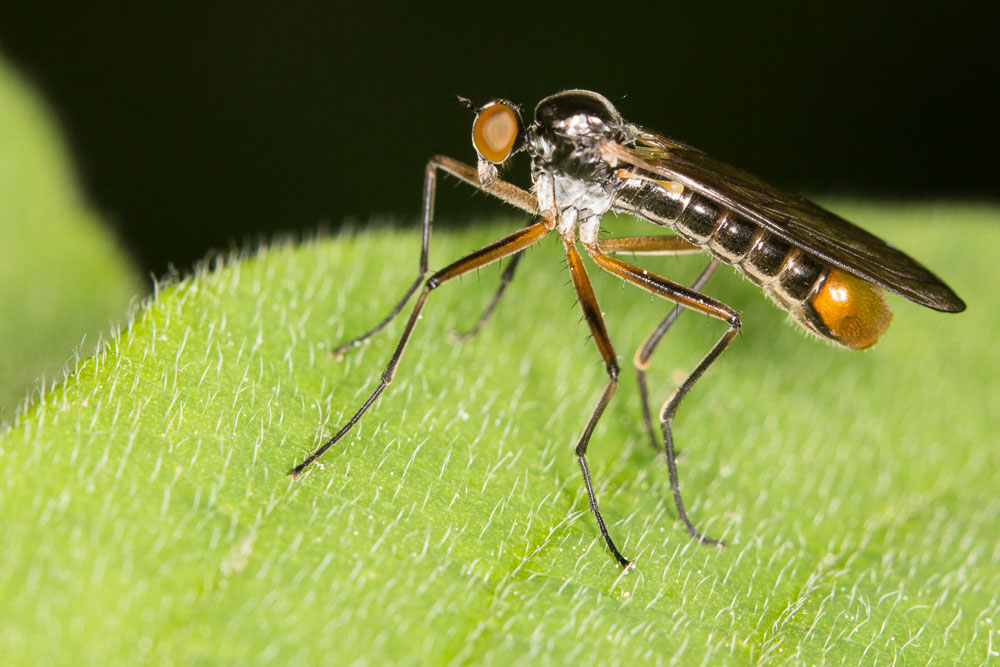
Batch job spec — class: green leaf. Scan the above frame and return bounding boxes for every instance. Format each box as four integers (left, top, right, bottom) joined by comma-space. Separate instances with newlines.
0, 56, 142, 422
2, 203, 997, 664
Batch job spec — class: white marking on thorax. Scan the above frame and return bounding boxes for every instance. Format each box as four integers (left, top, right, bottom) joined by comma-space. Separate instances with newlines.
535, 172, 616, 241
552, 174, 615, 218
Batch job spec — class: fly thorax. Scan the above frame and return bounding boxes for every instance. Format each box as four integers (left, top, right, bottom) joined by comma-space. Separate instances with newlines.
527, 89, 630, 233
528, 129, 622, 233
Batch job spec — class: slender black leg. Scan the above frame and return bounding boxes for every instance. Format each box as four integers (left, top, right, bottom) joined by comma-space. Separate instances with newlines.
448, 233, 701, 345
585, 244, 739, 546
594, 235, 717, 453
332, 155, 539, 359
290, 221, 552, 476
635, 260, 719, 454
447, 248, 524, 343
563, 238, 632, 568
658, 325, 737, 547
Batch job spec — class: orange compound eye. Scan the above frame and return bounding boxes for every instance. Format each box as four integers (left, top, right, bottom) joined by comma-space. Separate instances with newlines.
472, 103, 520, 163
809, 268, 893, 350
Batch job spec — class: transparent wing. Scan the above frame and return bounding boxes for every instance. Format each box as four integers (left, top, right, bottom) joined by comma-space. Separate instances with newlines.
606, 126, 965, 312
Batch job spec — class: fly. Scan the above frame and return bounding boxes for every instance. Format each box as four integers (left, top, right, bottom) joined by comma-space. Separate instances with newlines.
289, 90, 965, 569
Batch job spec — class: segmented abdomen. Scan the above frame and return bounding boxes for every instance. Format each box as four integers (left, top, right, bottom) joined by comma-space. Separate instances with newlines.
613, 178, 834, 341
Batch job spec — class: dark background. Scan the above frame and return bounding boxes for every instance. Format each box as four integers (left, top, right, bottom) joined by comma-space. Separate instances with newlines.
0, 4, 995, 277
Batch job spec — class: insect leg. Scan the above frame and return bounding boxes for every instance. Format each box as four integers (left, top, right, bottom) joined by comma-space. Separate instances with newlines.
634, 260, 718, 453
332, 155, 539, 358
447, 248, 524, 343
585, 244, 739, 546
563, 238, 631, 568
290, 220, 551, 476
449, 188, 703, 344
596, 235, 717, 452
447, 227, 693, 346
598, 235, 701, 255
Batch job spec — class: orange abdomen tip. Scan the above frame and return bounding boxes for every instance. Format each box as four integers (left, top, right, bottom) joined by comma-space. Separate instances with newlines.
810, 269, 893, 349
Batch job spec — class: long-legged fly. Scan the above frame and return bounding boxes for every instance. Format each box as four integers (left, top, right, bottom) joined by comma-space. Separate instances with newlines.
290, 90, 965, 569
